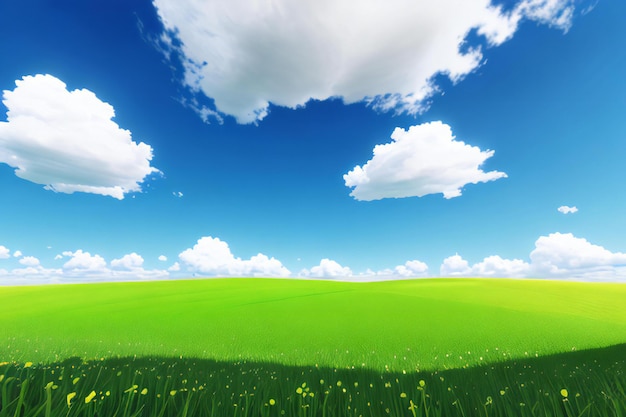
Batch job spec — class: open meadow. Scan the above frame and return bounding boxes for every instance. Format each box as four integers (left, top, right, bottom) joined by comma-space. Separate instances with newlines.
1, 277, 625, 416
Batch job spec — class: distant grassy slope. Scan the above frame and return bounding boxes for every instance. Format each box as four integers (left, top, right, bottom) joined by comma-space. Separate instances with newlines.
1, 278, 625, 371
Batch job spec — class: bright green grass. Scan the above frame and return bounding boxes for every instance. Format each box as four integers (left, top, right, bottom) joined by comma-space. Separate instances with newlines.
1, 278, 625, 372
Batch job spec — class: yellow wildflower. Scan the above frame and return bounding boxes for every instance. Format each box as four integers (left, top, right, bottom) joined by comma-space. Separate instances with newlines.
269, 399, 276, 406
560, 389, 568, 398
141, 388, 148, 395
24, 362, 33, 368
66, 392, 76, 407
85, 390, 97, 403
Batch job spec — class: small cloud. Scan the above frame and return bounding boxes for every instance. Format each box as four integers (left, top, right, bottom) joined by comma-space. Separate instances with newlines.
344, 122, 506, 201
12, 250, 22, 258
158, 255, 168, 262
62, 250, 107, 272
110, 253, 144, 270
440, 254, 472, 277
173, 191, 183, 198
179, 236, 290, 277
0, 246, 9, 259
558, 205, 578, 214
19, 256, 40, 267
300, 259, 352, 278
168, 262, 180, 272
392, 260, 429, 277
440, 253, 529, 278
0, 74, 160, 199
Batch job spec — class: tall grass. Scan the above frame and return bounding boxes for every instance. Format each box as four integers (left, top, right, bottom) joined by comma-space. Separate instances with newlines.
1, 343, 624, 417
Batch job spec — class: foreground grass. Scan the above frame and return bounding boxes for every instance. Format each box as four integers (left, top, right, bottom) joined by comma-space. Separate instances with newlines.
1, 343, 624, 417
1, 278, 626, 372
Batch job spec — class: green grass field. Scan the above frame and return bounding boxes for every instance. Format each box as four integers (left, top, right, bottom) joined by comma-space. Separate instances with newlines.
1, 277, 625, 416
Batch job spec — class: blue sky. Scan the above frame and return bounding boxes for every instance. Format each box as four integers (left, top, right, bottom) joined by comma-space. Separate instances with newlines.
1, 0, 625, 284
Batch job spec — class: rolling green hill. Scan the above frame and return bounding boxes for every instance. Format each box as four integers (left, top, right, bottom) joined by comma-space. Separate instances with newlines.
1, 277, 625, 372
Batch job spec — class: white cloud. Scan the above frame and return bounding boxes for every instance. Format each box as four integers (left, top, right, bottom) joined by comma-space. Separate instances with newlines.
0, 74, 160, 199
558, 205, 578, 214
440, 254, 473, 277
300, 258, 353, 278
344, 122, 507, 200
62, 250, 108, 272
19, 256, 40, 267
13, 250, 22, 257
168, 262, 180, 272
529, 233, 626, 278
152, 0, 577, 123
439, 233, 626, 280
0, 246, 9, 259
158, 255, 168, 262
173, 191, 183, 198
393, 260, 429, 277
440, 254, 530, 277
179, 236, 291, 277
111, 253, 144, 270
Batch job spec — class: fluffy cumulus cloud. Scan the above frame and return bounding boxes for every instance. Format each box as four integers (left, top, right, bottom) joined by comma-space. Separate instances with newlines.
158, 255, 168, 262
344, 122, 506, 200
529, 232, 626, 278
441, 254, 530, 277
179, 236, 291, 277
0, 74, 160, 199
558, 205, 578, 214
110, 253, 145, 270
152, 0, 577, 123
440, 233, 626, 280
0, 245, 9, 259
300, 259, 353, 278
18, 256, 41, 267
369, 260, 430, 279
62, 250, 108, 273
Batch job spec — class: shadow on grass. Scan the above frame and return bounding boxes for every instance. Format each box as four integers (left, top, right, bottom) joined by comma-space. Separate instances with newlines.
1, 343, 624, 417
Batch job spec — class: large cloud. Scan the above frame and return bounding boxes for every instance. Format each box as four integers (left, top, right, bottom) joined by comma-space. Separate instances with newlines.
152, 0, 576, 123
529, 232, 626, 278
0, 74, 160, 199
179, 236, 291, 277
344, 121, 506, 200
440, 233, 626, 280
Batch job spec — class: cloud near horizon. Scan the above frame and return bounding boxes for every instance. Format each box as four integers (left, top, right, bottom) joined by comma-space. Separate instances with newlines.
152, 0, 576, 123
178, 236, 291, 277
2, 232, 626, 284
440, 232, 626, 280
0, 74, 160, 199
344, 122, 507, 200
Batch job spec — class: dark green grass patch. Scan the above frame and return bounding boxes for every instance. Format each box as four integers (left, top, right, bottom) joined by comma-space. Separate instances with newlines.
1, 343, 624, 417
